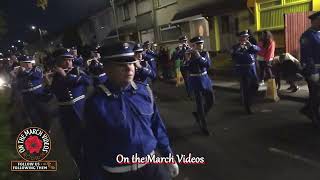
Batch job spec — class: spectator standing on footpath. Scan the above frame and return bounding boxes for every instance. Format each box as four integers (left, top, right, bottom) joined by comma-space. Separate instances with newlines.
159, 47, 172, 80
172, 45, 184, 87
257, 31, 276, 85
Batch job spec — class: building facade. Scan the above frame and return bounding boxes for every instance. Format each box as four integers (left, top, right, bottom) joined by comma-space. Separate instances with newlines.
75, 0, 320, 54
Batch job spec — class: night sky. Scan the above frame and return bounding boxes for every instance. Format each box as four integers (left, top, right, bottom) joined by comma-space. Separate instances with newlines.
0, 0, 108, 49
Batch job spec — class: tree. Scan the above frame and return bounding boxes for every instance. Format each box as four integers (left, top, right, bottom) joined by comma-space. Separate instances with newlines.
62, 27, 83, 48
36, 0, 48, 10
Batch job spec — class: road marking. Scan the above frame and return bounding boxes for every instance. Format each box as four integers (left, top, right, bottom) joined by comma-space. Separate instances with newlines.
269, 147, 320, 168
260, 109, 272, 113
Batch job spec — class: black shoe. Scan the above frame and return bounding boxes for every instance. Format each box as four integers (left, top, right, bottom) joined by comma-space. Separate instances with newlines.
287, 86, 294, 91
245, 105, 253, 115
192, 112, 200, 124
246, 108, 253, 115
202, 128, 211, 136
300, 107, 312, 120
291, 86, 300, 93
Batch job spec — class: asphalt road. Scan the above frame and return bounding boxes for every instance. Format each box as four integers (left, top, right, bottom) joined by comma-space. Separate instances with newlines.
6, 81, 320, 180
156, 82, 320, 180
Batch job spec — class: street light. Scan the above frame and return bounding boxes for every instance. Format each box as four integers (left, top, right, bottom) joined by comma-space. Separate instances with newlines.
11, 45, 15, 48
18, 40, 21, 43
30, 25, 43, 40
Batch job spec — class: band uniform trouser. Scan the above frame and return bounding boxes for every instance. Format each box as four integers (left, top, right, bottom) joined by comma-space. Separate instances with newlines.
180, 66, 191, 97
59, 106, 84, 171
240, 75, 258, 114
22, 93, 51, 131
301, 78, 312, 116
102, 164, 171, 180
194, 88, 214, 130
307, 74, 320, 127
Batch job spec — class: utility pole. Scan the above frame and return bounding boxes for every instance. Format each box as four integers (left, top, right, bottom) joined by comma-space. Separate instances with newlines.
110, 0, 120, 40
152, 0, 159, 42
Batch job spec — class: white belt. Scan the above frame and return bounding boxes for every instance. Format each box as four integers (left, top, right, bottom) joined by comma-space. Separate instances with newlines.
315, 64, 320, 68
189, 71, 207, 77
236, 63, 255, 67
93, 73, 106, 78
102, 151, 155, 173
21, 84, 42, 93
58, 95, 85, 106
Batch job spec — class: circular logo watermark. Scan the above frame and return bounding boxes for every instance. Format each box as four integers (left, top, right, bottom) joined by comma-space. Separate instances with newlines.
16, 127, 51, 161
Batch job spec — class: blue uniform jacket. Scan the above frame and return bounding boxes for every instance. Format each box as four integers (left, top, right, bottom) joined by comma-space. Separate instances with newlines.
300, 27, 320, 75
144, 50, 157, 75
17, 66, 44, 95
177, 45, 190, 71
88, 59, 107, 86
51, 67, 91, 120
84, 80, 173, 169
134, 60, 156, 83
231, 43, 260, 78
186, 51, 212, 92
73, 56, 84, 68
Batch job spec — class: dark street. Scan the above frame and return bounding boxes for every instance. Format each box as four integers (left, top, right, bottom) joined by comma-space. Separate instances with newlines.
15, 81, 320, 180
1, 0, 320, 179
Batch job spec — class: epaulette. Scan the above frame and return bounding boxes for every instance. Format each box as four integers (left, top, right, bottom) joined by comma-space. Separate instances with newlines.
34, 66, 43, 72
98, 84, 112, 96
134, 81, 154, 105
134, 80, 147, 86
98, 81, 140, 97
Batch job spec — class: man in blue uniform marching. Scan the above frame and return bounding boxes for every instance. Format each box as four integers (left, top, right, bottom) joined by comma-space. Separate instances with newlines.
83, 41, 179, 180
71, 46, 85, 68
87, 47, 107, 86
300, 11, 320, 127
143, 41, 157, 76
186, 36, 213, 136
231, 30, 260, 114
51, 48, 91, 178
15, 55, 51, 131
134, 43, 156, 83
177, 36, 192, 97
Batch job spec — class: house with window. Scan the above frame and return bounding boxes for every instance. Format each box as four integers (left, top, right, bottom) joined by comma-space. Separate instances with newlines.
75, 0, 320, 55
170, 0, 249, 52
135, 0, 180, 49
105, 0, 139, 42
170, 0, 319, 54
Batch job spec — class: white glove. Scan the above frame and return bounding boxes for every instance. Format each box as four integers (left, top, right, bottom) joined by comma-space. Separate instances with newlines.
167, 163, 179, 178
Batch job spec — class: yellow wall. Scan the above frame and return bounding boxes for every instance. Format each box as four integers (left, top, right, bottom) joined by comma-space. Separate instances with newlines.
214, 17, 220, 51
208, 17, 221, 52
255, 0, 313, 31
313, 0, 320, 10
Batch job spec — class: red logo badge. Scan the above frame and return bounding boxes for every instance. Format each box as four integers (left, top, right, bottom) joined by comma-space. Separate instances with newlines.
16, 127, 51, 161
